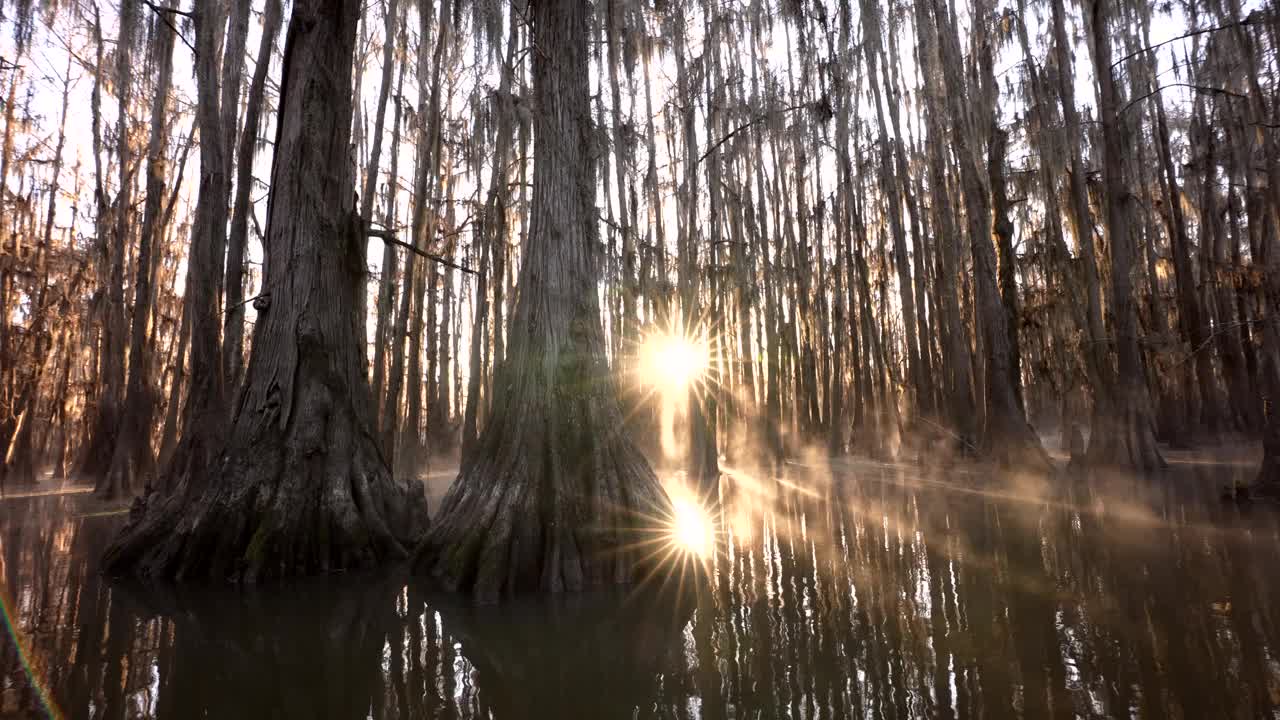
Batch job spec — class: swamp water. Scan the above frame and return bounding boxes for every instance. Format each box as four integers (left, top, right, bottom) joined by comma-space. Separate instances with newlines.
1, 455, 1278, 719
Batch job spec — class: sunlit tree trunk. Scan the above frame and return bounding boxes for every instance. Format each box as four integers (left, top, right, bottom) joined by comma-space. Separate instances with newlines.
99, 1, 179, 498
79, 0, 138, 482
403, 0, 451, 468
152, 0, 231, 497
2, 43, 70, 487
373, 25, 408, 420
1144, 47, 1199, 446
913, 0, 973, 452
1049, 0, 1112, 415
862, 0, 923, 418
672, 6, 718, 487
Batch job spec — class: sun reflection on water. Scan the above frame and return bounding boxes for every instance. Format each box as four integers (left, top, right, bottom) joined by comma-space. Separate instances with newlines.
670, 493, 715, 558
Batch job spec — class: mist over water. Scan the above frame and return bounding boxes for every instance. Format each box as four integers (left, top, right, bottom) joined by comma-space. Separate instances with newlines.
1, 457, 1278, 719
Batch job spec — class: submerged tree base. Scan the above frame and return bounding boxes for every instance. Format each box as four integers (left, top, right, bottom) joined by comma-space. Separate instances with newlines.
1086, 391, 1167, 472
1255, 410, 1280, 492
103, 376, 427, 583
983, 412, 1054, 472
416, 388, 670, 602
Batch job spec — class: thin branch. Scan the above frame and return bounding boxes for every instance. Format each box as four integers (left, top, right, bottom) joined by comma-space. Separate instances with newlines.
141, 0, 197, 56
367, 228, 477, 275
1168, 319, 1263, 370
697, 102, 809, 166
1111, 16, 1261, 71
1120, 82, 1246, 115
140, 0, 193, 17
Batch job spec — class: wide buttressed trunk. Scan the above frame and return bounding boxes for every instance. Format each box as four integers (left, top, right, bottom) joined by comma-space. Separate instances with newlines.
103, 0, 426, 582
416, 0, 670, 601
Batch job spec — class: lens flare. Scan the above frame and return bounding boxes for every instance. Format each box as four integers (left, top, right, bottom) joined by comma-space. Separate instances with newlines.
670, 494, 714, 557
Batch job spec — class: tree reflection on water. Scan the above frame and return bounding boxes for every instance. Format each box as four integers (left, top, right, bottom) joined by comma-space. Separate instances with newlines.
2, 458, 1279, 719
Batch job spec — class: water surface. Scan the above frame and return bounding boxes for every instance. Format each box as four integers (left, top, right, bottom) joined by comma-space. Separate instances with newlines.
1, 456, 1278, 719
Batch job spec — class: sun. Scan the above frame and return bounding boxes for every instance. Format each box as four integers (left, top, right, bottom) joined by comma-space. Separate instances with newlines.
638, 330, 710, 395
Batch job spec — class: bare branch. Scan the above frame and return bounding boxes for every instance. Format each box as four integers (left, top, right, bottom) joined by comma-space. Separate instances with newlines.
141, 1, 197, 56
697, 102, 810, 166
1111, 15, 1263, 71
140, 0, 193, 18
366, 228, 477, 275
1121, 82, 1247, 115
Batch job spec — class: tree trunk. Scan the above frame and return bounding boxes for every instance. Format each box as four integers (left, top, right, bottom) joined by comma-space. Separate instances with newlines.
913, 0, 975, 450
1050, 0, 1111, 404
863, 0, 923, 418
358, 0, 402, 358
79, 0, 138, 482
225, 0, 285, 394
1083, 0, 1165, 471
988, 121, 1026, 416
402, 0, 451, 468
153, 0, 230, 498
930, 0, 1046, 468
372, 26, 408, 420
99, 0, 179, 498
0, 48, 72, 487
462, 10, 520, 465
416, 0, 669, 601
104, 0, 427, 582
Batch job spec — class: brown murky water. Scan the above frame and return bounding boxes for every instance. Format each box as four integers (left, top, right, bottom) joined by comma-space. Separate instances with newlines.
1, 455, 1278, 719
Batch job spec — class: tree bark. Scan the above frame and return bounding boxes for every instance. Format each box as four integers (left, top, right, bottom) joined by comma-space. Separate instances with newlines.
357, 0, 401, 356
416, 0, 669, 601
372, 22, 408, 419
930, 0, 1046, 468
225, 0, 285, 394
462, 9, 520, 465
1050, 0, 1111, 404
79, 0, 138, 483
913, 0, 975, 450
1084, 0, 1166, 471
99, 0, 179, 498
154, 0, 230, 497
104, 0, 427, 582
